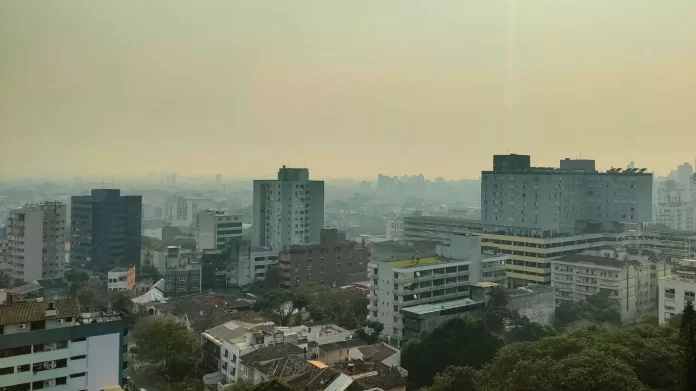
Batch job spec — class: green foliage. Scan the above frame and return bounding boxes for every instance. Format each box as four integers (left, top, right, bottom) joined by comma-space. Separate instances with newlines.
355, 321, 384, 344
110, 291, 133, 313
428, 325, 681, 391
506, 319, 557, 343
159, 378, 205, 391
402, 317, 505, 389
680, 300, 696, 391
133, 317, 198, 378
486, 286, 509, 309
224, 380, 294, 391
305, 286, 369, 329
68, 271, 89, 296
555, 291, 622, 329
252, 289, 308, 326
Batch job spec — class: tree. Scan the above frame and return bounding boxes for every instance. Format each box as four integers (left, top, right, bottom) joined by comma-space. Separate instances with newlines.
555, 291, 622, 329
133, 317, 198, 377
224, 380, 294, 391
680, 300, 696, 391
159, 378, 205, 391
252, 289, 308, 326
111, 291, 133, 314
486, 286, 509, 309
506, 319, 557, 343
422, 366, 481, 391
468, 325, 680, 391
68, 271, 89, 296
402, 318, 505, 389
356, 321, 384, 344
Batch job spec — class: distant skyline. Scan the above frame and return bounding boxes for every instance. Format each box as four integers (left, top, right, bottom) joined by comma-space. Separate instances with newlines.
2, 1, 696, 180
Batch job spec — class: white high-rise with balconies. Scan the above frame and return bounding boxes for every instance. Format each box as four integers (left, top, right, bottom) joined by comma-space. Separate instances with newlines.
252, 167, 324, 251
7, 202, 67, 283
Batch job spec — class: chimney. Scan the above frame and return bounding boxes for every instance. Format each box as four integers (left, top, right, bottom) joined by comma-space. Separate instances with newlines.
45, 301, 57, 317
348, 363, 355, 373
303, 347, 307, 360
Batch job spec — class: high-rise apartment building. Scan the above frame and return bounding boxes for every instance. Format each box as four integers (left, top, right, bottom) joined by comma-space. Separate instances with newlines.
0, 296, 129, 390
252, 166, 324, 251
195, 210, 243, 251
481, 155, 652, 236
70, 189, 142, 274
7, 202, 67, 282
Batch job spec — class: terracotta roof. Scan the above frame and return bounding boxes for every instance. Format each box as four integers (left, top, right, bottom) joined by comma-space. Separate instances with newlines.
241, 343, 305, 367
333, 360, 407, 391
286, 367, 342, 391
0, 298, 81, 326
357, 344, 398, 363
255, 355, 315, 378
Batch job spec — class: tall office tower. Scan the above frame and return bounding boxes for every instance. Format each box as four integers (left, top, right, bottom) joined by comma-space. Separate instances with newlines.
195, 209, 243, 251
71, 189, 142, 274
7, 202, 67, 282
481, 155, 653, 236
252, 166, 325, 251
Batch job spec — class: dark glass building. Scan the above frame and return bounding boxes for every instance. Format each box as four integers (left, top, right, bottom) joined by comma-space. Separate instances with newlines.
70, 189, 142, 274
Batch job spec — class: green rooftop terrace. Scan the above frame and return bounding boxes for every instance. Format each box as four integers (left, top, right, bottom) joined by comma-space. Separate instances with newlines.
389, 257, 440, 268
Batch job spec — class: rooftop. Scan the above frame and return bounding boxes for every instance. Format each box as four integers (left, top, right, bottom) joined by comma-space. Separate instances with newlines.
241, 343, 305, 367
0, 298, 81, 326
9, 283, 43, 295
389, 257, 440, 268
109, 267, 132, 273
555, 254, 641, 269
285, 367, 342, 391
255, 354, 316, 378
401, 298, 482, 316
356, 343, 399, 363
34, 278, 68, 290
318, 338, 368, 352
333, 360, 407, 391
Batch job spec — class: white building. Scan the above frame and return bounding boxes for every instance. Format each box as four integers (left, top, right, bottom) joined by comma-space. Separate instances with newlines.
229, 247, 279, 287
386, 218, 404, 240
656, 203, 696, 231
195, 210, 243, 251
551, 248, 664, 323
367, 249, 506, 341
659, 259, 696, 324
0, 298, 128, 391
7, 202, 67, 282
164, 196, 215, 227
107, 266, 135, 292
252, 166, 325, 251
481, 155, 653, 236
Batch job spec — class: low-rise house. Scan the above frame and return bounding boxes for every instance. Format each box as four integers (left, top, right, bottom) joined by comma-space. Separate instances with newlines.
349, 343, 401, 369
659, 258, 696, 324
316, 339, 369, 365
133, 278, 155, 296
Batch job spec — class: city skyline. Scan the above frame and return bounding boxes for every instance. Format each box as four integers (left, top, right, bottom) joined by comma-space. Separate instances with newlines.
2, 1, 696, 179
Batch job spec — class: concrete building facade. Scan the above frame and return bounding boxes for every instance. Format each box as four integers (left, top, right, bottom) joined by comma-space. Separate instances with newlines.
278, 229, 367, 289
659, 259, 696, 324
386, 218, 404, 240
163, 264, 201, 298
70, 189, 142, 274
195, 210, 243, 251
481, 155, 653, 236
7, 202, 67, 282
107, 266, 136, 292
0, 298, 128, 390
252, 167, 325, 251
551, 250, 659, 322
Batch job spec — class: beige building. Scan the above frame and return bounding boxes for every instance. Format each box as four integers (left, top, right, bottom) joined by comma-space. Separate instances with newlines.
551, 248, 666, 322
7, 202, 66, 282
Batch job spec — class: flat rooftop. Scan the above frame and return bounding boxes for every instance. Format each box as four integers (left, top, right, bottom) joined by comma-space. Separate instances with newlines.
389, 257, 440, 268
401, 298, 482, 315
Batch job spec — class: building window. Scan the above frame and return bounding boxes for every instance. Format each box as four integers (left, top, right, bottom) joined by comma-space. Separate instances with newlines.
71, 337, 86, 343
56, 377, 67, 385
70, 372, 86, 378
0, 366, 14, 375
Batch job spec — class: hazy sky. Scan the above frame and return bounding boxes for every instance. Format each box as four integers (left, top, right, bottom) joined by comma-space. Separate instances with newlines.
1, 1, 695, 180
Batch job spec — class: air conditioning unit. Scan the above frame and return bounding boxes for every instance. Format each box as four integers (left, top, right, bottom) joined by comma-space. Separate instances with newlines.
18, 323, 27, 330
46, 361, 56, 369
56, 319, 65, 324
45, 380, 55, 387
